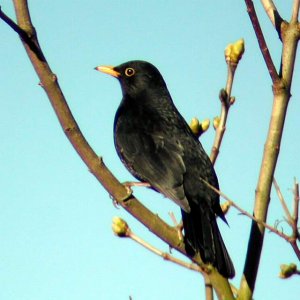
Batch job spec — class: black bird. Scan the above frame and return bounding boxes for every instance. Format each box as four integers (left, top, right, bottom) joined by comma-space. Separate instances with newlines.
95, 60, 235, 278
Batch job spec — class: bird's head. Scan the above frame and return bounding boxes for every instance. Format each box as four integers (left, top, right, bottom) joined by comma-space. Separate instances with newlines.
95, 60, 167, 98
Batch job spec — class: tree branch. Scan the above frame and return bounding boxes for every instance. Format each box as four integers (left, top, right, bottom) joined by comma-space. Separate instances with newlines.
210, 39, 244, 164
112, 217, 204, 273
292, 180, 299, 241
5, 0, 186, 260
201, 178, 300, 259
0, 5, 44, 61
238, 3, 299, 297
291, 0, 300, 23
273, 177, 300, 249
245, 0, 280, 83
260, 0, 282, 28
239, 78, 290, 300
201, 179, 292, 241
273, 177, 293, 226
207, 39, 244, 296
1, 2, 235, 299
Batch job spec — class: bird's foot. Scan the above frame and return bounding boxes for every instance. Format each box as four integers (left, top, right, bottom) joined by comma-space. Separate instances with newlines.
109, 194, 121, 208
115, 184, 133, 203
175, 220, 184, 241
119, 181, 151, 202
112, 199, 120, 208
110, 182, 147, 206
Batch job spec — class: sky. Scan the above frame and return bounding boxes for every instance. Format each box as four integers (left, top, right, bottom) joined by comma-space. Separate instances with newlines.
0, 1, 299, 299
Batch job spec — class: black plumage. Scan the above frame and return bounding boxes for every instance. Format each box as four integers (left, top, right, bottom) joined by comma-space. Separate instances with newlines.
96, 60, 235, 278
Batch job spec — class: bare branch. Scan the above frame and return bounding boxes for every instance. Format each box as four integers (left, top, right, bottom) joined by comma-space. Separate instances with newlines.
245, 0, 280, 83
201, 177, 300, 262
273, 177, 300, 248
210, 90, 230, 165
260, 0, 281, 27
5, 0, 190, 263
210, 38, 244, 164
0, 6, 44, 61
291, 0, 300, 23
291, 243, 300, 260
205, 39, 244, 299
292, 179, 299, 240
130, 228, 204, 273
239, 2, 299, 299
112, 216, 205, 272
200, 178, 292, 242
273, 177, 293, 225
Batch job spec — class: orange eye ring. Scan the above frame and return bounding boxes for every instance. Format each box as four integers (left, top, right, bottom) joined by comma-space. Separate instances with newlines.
125, 68, 135, 77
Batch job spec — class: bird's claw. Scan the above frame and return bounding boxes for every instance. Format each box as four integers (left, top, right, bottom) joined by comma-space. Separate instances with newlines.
118, 181, 151, 202
109, 182, 138, 208
119, 183, 133, 202
175, 221, 184, 241
112, 199, 120, 208
109, 194, 121, 208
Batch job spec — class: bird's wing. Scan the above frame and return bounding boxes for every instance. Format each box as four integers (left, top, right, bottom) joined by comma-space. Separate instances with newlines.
116, 132, 191, 213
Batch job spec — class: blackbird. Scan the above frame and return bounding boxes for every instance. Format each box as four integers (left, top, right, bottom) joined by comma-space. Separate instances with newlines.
95, 60, 235, 278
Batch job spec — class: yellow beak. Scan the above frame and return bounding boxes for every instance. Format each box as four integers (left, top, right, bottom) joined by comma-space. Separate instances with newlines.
94, 65, 120, 78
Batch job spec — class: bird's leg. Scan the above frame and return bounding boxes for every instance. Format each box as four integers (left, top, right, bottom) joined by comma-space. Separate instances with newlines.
118, 181, 151, 202
176, 220, 184, 241
123, 181, 151, 188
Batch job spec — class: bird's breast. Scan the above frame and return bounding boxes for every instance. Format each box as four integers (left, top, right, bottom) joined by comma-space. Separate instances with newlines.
114, 97, 169, 136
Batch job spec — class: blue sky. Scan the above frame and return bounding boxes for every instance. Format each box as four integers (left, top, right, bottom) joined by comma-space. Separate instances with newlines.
0, 1, 299, 299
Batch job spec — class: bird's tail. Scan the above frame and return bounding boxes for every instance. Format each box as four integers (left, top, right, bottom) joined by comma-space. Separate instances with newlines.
182, 202, 235, 278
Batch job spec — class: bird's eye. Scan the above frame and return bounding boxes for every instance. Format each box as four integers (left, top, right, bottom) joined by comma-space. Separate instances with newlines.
125, 68, 135, 77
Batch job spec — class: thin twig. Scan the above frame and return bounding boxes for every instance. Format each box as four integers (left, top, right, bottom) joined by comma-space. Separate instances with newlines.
128, 229, 205, 273
245, 0, 280, 83
112, 216, 205, 272
273, 177, 293, 225
210, 67, 235, 164
273, 178, 300, 260
200, 178, 295, 252
291, 0, 300, 23
291, 243, 300, 260
210, 39, 244, 165
207, 41, 243, 299
293, 179, 299, 240
210, 91, 231, 165
130, 225, 239, 300
0, 6, 44, 61
200, 178, 293, 242
207, 63, 236, 300
260, 0, 280, 27
202, 176, 300, 261
230, 202, 291, 242
273, 177, 300, 255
